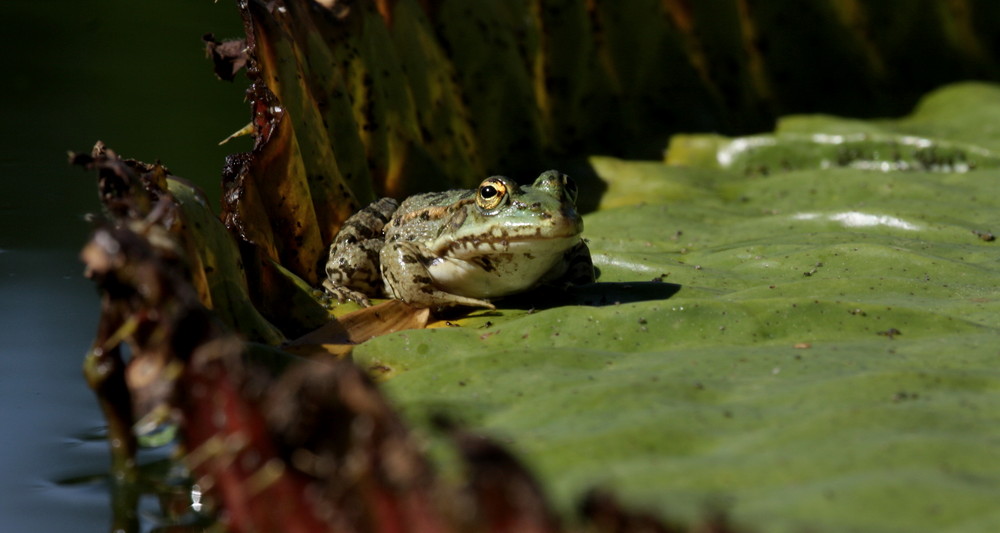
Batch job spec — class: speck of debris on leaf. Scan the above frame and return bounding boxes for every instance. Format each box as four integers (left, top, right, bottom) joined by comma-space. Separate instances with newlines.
973, 229, 995, 242
893, 391, 919, 402
877, 328, 902, 339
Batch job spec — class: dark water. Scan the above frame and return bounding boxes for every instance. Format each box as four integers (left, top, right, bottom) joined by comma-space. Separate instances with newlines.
1, 1, 247, 530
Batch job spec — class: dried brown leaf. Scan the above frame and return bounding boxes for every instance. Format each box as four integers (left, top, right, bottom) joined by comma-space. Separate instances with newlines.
203, 33, 248, 81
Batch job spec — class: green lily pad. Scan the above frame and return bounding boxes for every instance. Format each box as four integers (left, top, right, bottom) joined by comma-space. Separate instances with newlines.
352, 83, 1000, 532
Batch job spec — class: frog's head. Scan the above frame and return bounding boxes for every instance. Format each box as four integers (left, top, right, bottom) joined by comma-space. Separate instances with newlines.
433, 170, 584, 255
425, 170, 585, 298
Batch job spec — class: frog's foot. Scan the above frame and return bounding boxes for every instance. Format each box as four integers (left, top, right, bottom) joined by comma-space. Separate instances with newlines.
376, 278, 496, 309
386, 281, 495, 310
322, 279, 373, 307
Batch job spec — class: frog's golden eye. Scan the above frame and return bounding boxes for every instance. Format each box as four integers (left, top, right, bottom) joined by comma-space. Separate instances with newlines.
476, 178, 508, 211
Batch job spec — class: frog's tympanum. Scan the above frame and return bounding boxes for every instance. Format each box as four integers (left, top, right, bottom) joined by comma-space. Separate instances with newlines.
323, 170, 594, 309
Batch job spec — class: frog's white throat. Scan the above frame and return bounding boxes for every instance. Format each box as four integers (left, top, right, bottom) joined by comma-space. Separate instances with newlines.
426, 235, 580, 299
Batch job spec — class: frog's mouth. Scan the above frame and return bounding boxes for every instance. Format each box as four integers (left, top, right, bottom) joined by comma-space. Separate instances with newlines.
430, 221, 583, 260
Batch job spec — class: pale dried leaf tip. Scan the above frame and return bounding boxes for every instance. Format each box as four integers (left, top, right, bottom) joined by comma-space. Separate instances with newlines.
219, 122, 255, 145
314, 0, 351, 19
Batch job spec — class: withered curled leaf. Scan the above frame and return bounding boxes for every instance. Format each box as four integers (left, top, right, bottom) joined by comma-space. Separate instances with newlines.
203, 33, 249, 82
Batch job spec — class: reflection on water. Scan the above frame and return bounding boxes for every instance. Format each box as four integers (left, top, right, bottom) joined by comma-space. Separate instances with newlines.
1, 0, 246, 530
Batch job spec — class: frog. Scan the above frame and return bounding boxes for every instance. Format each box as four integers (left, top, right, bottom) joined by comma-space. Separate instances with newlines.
322, 170, 594, 309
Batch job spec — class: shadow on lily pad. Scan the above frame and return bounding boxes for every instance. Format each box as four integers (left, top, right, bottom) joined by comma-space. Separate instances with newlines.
500, 281, 683, 310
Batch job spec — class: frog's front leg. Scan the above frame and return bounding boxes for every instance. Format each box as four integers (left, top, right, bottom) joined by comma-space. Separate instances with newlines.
323, 197, 399, 307
380, 241, 495, 310
561, 240, 596, 285
538, 239, 595, 289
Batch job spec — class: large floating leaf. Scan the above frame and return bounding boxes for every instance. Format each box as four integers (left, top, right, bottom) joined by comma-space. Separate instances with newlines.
352, 83, 1000, 532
